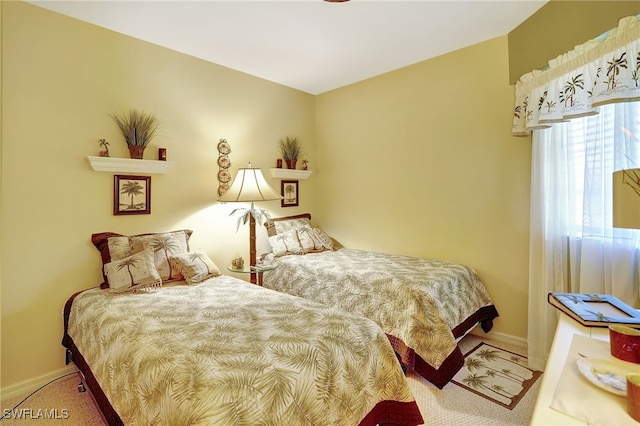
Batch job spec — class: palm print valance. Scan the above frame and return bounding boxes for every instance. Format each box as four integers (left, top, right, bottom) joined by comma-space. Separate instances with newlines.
512, 15, 640, 136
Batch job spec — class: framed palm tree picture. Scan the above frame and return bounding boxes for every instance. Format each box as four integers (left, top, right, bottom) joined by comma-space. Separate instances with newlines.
281, 180, 298, 207
114, 175, 151, 215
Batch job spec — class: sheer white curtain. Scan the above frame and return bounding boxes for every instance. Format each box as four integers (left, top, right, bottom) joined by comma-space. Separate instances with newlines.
528, 101, 640, 370
513, 13, 640, 370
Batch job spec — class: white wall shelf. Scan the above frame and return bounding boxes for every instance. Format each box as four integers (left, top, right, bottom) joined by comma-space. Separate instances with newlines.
269, 168, 313, 180
87, 156, 174, 174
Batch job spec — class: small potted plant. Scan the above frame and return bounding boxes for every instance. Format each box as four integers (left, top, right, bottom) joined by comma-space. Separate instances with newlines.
98, 139, 110, 157
278, 136, 302, 169
110, 109, 160, 159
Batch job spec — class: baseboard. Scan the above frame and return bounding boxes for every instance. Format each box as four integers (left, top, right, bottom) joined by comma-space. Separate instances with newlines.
1, 365, 77, 403
470, 327, 528, 351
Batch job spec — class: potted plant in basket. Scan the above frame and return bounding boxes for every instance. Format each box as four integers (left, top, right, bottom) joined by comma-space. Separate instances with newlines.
110, 109, 160, 159
278, 136, 302, 169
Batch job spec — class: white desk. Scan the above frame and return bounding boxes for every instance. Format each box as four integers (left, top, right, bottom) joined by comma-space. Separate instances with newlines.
530, 314, 609, 425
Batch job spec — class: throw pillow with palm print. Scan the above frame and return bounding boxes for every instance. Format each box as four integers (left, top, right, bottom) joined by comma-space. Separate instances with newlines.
170, 250, 221, 285
130, 231, 190, 282
268, 229, 304, 256
103, 248, 162, 293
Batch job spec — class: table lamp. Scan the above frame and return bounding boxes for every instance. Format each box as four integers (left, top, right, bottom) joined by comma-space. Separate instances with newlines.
218, 163, 282, 283
613, 169, 640, 229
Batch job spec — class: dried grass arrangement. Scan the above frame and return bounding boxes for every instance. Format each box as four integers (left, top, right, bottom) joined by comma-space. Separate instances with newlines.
278, 136, 302, 161
110, 109, 160, 147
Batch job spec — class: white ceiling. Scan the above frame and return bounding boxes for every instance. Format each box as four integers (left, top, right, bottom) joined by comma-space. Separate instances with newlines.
28, 0, 548, 94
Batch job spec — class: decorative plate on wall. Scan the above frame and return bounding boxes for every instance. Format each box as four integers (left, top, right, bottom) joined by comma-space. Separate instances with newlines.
218, 156, 231, 169
217, 140, 231, 155
217, 138, 232, 196
217, 170, 231, 183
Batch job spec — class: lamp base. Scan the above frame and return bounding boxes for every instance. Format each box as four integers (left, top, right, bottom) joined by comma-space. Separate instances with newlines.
249, 213, 257, 284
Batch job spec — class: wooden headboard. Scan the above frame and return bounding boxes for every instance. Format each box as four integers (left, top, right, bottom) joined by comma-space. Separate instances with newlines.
265, 213, 312, 236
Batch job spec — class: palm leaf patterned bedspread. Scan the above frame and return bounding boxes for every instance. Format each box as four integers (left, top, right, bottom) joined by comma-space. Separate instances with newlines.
67, 276, 423, 425
262, 248, 497, 371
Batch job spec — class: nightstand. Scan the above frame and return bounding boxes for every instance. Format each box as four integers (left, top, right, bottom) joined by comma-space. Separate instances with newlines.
227, 264, 277, 286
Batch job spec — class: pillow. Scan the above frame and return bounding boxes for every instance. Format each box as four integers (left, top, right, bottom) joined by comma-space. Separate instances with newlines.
92, 230, 193, 288
102, 236, 132, 261
170, 250, 221, 285
297, 227, 335, 253
265, 213, 312, 237
312, 228, 335, 251
130, 232, 191, 282
103, 248, 162, 293
268, 229, 304, 256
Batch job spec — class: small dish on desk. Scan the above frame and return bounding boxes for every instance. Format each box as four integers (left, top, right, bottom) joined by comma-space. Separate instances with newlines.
577, 358, 630, 396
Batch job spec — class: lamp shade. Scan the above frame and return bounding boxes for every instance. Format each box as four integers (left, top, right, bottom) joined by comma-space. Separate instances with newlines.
218, 166, 282, 203
613, 169, 640, 229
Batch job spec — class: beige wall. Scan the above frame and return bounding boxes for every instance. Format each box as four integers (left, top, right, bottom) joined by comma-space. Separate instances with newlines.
315, 36, 532, 340
508, 0, 640, 84
1, 1, 316, 391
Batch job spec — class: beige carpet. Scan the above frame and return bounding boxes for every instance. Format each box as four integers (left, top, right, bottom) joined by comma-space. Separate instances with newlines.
0, 374, 105, 425
1, 335, 539, 425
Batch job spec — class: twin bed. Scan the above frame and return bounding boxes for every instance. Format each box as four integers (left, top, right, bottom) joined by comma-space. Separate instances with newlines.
62, 219, 498, 424
62, 229, 423, 425
261, 214, 499, 389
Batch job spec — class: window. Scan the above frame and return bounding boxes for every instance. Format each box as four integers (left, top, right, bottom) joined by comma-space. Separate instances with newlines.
544, 101, 640, 242
529, 99, 640, 370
